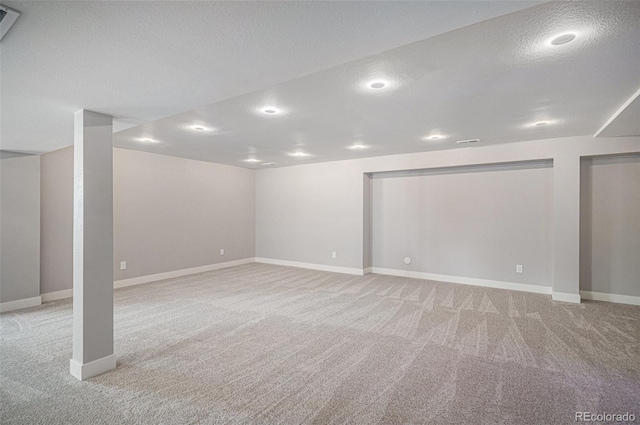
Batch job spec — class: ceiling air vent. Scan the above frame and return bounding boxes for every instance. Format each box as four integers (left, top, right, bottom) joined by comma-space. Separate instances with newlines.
0, 4, 20, 41
456, 139, 480, 145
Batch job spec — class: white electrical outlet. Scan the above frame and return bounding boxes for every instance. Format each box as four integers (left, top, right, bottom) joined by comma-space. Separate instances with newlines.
120, 261, 127, 270
516, 264, 523, 273
220, 249, 225, 256
332, 251, 337, 259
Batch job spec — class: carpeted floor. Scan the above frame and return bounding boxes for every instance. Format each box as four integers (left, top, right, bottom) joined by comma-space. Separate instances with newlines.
1, 263, 639, 424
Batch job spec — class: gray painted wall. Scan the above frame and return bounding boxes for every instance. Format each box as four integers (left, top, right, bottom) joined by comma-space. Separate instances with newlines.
1, 156, 41, 303
580, 154, 640, 297
256, 135, 640, 296
41, 146, 74, 294
23, 135, 640, 299
371, 162, 553, 286
256, 161, 364, 268
113, 148, 255, 280
40, 147, 255, 294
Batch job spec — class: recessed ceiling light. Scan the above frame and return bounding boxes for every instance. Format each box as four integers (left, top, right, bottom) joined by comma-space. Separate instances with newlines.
423, 134, 447, 141
549, 32, 577, 46
261, 107, 280, 114
349, 144, 368, 150
360, 78, 397, 92
138, 138, 158, 143
262, 162, 278, 166
526, 120, 557, 128
288, 151, 309, 157
245, 158, 261, 163
191, 125, 207, 131
368, 80, 387, 89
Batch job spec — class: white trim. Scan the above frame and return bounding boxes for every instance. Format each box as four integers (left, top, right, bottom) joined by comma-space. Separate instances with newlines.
40, 258, 257, 303
551, 292, 581, 304
0, 296, 42, 313
363, 267, 373, 275
371, 267, 552, 295
70, 354, 117, 381
114, 257, 256, 289
594, 86, 640, 137
255, 257, 365, 276
580, 290, 640, 306
41, 289, 73, 303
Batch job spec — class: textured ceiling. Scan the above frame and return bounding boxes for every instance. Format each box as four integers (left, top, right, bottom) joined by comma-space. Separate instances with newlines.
111, 1, 640, 168
1, 0, 541, 154
2, 1, 638, 168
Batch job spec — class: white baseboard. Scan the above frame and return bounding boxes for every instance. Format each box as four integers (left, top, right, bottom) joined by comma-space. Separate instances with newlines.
371, 267, 552, 295
363, 267, 373, 275
0, 296, 42, 313
40, 258, 257, 303
113, 257, 256, 289
551, 292, 581, 304
41, 289, 73, 303
255, 257, 365, 276
70, 354, 117, 381
580, 290, 640, 306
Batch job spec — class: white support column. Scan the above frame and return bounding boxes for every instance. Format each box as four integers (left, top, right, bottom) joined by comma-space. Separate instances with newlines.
70, 110, 116, 380
552, 154, 581, 303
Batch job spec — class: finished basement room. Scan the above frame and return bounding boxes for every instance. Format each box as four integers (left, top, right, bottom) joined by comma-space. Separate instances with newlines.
1, 1, 639, 424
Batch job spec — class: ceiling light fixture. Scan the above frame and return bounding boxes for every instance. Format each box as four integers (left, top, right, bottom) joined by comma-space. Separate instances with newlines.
549, 32, 577, 46
261, 107, 280, 114
526, 120, 558, 128
138, 138, 158, 143
368, 80, 387, 89
361, 77, 397, 93
349, 144, 368, 150
424, 134, 447, 141
289, 151, 309, 157
262, 162, 278, 166
245, 158, 261, 163
191, 125, 207, 131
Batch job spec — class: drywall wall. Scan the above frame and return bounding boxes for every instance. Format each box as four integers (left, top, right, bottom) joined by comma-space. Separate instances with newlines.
41, 146, 74, 294
256, 135, 640, 298
1, 155, 41, 303
113, 148, 255, 280
580, 154, 640, 297
256, 161, 364, 269
40, 147, 255, 294
371, 162, 553, 286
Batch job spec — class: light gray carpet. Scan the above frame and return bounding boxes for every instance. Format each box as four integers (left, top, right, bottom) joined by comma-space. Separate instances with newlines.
1, 263, 639, 424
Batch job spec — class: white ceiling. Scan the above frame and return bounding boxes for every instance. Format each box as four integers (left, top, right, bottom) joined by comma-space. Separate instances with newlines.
1, 0, 540, 154
3, 1, 639, 169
